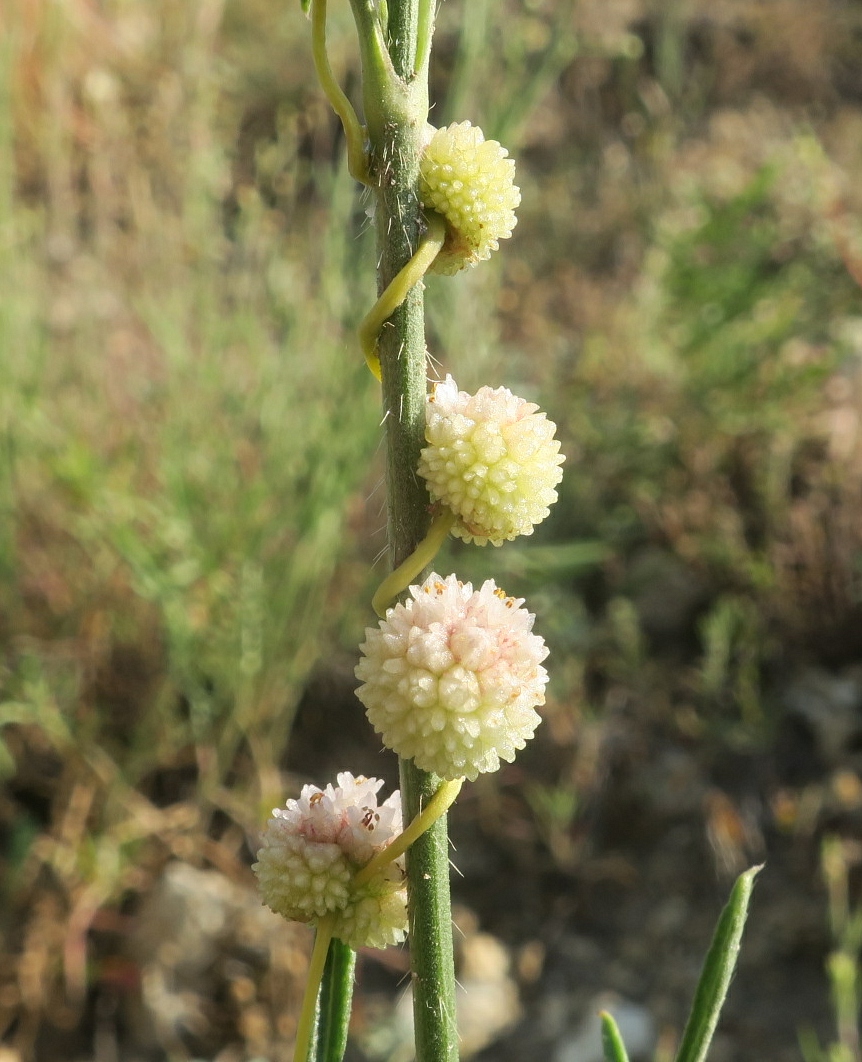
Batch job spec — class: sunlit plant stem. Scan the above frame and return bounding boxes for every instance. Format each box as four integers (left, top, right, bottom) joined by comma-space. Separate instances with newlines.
357, 0, 460, 1056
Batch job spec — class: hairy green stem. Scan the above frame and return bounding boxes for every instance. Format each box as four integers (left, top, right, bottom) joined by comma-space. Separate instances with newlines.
306, 0, 457, 1058
361, 0, 459, 1057
384, 0, 418, 79
399, 763, 459, 1062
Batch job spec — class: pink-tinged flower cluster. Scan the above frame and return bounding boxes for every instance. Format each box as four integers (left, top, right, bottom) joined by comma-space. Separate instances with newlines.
253, 772, 407, 950
419, 121, 520, 275
355, 574, 548, 781
419, 375, 565, 546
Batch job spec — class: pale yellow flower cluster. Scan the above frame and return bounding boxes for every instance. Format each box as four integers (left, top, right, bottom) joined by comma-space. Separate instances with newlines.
420, 121, 521, 274
419, 375, 565, 546
356, 573, 549, 781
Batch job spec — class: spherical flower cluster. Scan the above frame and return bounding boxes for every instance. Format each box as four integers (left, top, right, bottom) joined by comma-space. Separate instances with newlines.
254, 772, 407, 950
355, 573, 548, 781
418, 375, 565, 546
419, 121, 520, 275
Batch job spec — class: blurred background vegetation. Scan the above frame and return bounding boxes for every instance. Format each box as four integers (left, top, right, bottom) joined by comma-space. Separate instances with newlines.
3, 1, 862, 1060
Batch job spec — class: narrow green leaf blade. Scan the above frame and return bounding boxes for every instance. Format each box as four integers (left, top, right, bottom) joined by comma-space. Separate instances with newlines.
600, 1011, 631, 1062
301, 0, 312, 14
674, 864, 762, 1062
313, 937, 356, 1062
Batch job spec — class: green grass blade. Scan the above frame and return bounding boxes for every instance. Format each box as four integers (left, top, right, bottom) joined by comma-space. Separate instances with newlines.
674, 865, 762, 1062
600, 1011, 631, 1062
313, 938, 356, 1062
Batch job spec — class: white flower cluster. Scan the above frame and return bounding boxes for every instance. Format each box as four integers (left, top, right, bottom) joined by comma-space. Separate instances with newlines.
356, 574, 549, 781
255, 111, 561, 957
419, 121, 520, 275
254, 772, 407, 950
419, 375, 565, 546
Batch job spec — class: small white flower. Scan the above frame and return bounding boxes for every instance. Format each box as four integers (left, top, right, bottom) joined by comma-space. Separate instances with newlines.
253, 772, 407, 949
355, 574, 549, 781
419, 121, 520, 274
419, 375, 565, 546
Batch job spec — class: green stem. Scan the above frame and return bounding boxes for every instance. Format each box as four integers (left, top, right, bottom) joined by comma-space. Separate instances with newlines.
358, 1, 457, 1057
346, 0, 393, 82
313, 938, 356, 1062
338, 0, 456, 1056
414, 0, 436, 76
294, 914, 337, 1062
371, 509, 454, 617
399, 762, 459, 1062
384, 0, 418, 78
359, 211, 446, 382
347, 0, 407, 145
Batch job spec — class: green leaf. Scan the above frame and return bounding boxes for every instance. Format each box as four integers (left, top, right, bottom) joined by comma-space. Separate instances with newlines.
674, 865, 762, 1062
600, 1011, 631, 1062
313, 937, 356, 1062
301, 0, 312, 15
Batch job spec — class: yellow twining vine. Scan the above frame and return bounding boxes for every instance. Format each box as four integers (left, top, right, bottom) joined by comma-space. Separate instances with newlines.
358, 211, 447, 383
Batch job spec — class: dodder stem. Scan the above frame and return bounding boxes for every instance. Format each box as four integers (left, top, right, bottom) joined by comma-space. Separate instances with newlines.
354, 778, 463, 888
359, 212, 447, 381
371, 509, 455, 617
310, 0, 371, 185
293, 914, 337, 1062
